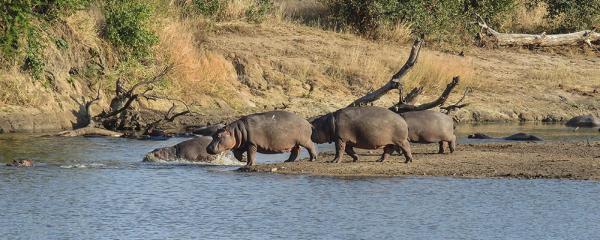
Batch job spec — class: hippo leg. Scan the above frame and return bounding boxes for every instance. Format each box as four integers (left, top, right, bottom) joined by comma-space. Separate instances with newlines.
377, 145, 395, 162
345, 146, 359, 162
285, 145, 300, 162
331, 140, 346, 163
449, 135, 456, 153
398, 140, 413, 163
233, 149, 246, 162
247, 145, 257, 166
300, 141, 318, 162
438, 141, 446, 154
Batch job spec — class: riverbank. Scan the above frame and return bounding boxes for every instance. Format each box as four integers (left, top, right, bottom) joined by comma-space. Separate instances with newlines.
244, 141, 600, 180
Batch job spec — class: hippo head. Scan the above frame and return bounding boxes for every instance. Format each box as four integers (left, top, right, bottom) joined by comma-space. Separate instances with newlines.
143, 147, 177, 162
310, 114, 333, 144
207, 128, 236, 154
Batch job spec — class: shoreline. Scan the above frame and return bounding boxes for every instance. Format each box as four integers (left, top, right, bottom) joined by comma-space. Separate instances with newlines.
243, 141, 600, 180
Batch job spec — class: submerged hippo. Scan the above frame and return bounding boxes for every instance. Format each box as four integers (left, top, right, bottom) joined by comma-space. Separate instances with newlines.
6, 159, 34, 167
468, 132, 543, 141
400, 110, 457, 154
207, 111, 317, 166
143, 136, 243, 165
311, 106, 413, 163
565, 115, 600, 128
190, 124, 226, 136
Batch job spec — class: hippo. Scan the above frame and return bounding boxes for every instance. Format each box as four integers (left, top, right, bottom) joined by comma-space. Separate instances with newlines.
190, 124, 226, 136
143, 136, 244, 165
468, 132, 543, 141
207, 111, 317, 166
6, 159, 34, 167
311, 106, 413, 163
565, 115, 600, 128
400, 110, 456, 154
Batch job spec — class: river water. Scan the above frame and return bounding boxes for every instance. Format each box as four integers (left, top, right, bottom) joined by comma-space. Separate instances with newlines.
1, 123, 599, 239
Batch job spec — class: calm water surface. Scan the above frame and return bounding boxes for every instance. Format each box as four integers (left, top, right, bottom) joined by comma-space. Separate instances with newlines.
1, 123, 599, 239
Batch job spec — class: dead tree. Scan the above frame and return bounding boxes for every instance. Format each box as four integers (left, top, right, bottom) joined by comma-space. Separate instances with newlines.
56, 64, 194, 137
475, 14, 600, 48
350, 39, 470, 114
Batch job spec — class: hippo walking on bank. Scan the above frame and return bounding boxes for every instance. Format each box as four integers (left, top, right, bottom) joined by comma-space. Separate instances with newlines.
400, 110, 457, 154
144, 136, 243, 165
311, 106, 413, 163
207, 111, 317, 166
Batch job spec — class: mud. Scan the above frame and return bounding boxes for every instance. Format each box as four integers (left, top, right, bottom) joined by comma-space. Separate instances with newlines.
245, 141, 600, 180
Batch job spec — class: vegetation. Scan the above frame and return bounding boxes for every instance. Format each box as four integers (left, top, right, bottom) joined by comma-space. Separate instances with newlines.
104, 0, 158, 60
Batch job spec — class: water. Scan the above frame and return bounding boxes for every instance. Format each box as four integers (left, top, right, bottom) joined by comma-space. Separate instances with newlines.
1, 123, 599, 239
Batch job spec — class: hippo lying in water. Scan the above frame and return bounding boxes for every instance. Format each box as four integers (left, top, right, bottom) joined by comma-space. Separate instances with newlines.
400, 110, 456, 154
207, 111, 317, 166
468, 133, 543, 141
6, 159, 34, 167
311, 106, 413, 163
565, 115, 600, 128
143, 136, 244, 165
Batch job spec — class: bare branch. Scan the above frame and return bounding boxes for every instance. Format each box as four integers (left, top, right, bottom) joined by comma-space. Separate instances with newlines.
349, 38, 423, 107
402, 87, 424, 105
391, 76, 461, 113
127, 64, 174, 96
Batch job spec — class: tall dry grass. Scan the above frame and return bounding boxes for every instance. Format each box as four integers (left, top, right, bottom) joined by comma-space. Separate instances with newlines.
0, 69, 44, 107
404, 51, 476, 94
156, 18, 244, 107
503, 1, 550, 33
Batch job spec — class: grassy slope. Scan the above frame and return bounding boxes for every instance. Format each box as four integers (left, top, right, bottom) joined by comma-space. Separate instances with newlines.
0, 9, 599, 132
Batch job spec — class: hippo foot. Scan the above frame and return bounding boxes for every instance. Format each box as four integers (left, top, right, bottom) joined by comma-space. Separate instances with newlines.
284, 159, 295, 163
404, 159, 412, 164
329, 159, 341, 163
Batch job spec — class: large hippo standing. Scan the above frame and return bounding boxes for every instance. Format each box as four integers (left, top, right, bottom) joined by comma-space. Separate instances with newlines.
311, 106, 413, 163
207, 111, 317, 166
565, 115, 600, 128
400, 110, 456, 154
144, 136, 243, 165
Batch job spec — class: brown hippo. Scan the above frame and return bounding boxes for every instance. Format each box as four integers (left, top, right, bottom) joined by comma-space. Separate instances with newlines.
143, 136, 244, 165
190, 124, 226, 136
565, 115, 600, 128
311, 106, 413, 163
207, 111, 317, 166
400, 110, 456, 154
6, 159, 34, 167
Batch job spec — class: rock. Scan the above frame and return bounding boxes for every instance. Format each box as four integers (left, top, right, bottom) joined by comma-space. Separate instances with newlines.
6, 159, 34, 167
565, 115, 600, 128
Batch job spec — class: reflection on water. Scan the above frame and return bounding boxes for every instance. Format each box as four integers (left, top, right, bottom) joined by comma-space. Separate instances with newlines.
1, 123, 599, 239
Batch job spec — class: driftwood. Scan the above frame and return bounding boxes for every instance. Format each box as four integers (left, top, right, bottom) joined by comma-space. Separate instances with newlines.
349, 38, 423, 107
56, 64, 194, 137
348, 37, 470, 114
476, 14, 600, 48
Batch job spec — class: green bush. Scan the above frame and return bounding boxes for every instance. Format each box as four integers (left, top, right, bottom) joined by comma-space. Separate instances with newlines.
543, 0, 600, 31
0, 0, 88, 78
325, 0, 518, 44
193, 0, 225, 17
104, 0, 158, 60
245, 0, 273, 23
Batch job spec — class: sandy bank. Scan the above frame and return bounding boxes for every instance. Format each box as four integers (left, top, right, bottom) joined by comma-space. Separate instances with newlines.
243, 141, 600, 180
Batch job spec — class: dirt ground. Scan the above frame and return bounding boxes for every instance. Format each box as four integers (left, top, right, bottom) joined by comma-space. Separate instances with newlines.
244, 141, 600, 180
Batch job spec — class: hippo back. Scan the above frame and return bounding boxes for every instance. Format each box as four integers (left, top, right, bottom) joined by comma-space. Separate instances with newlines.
565, 115, 600, 128
400, 110, 455, 143
334, 106, 409, 148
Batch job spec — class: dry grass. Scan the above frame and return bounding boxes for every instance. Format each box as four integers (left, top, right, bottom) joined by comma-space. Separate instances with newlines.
503, 1, 550, 33
404, 51, 476, 94
377, 21, 413, 44
156, 17, 244, 108
0, 69, 44, 107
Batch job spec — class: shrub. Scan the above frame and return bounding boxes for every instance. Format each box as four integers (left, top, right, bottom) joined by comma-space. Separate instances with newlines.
193, 0, 226, 17
245, 0, 273, 23
543, 0, 600, 31
104, 0, 158, 59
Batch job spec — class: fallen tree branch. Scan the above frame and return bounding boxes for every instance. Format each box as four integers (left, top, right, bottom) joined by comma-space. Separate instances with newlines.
390, 76, 461, 113
475, 14, 600, 47
349, 38, 423, 107
440, 87, 472, 114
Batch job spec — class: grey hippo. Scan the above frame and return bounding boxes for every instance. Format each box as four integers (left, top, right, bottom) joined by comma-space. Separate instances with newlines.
207, 111, 317, 166
311, 106, 413, 163
468, 132, 543, 141
400, 110, 457, 154
6, 159, 34, 167
143, 136, 243, 165
565, 115, 600, 128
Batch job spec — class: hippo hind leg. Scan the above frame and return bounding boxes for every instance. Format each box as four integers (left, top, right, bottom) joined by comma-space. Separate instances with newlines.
449, 135, 457, 153
377, 145, 395, 162
299, 141, 318, 162
345, 146, 359, 162
397, 140, 413, 163
285, 145, 300, 162
331, 140, 346, 163
438, 141, 445, 154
